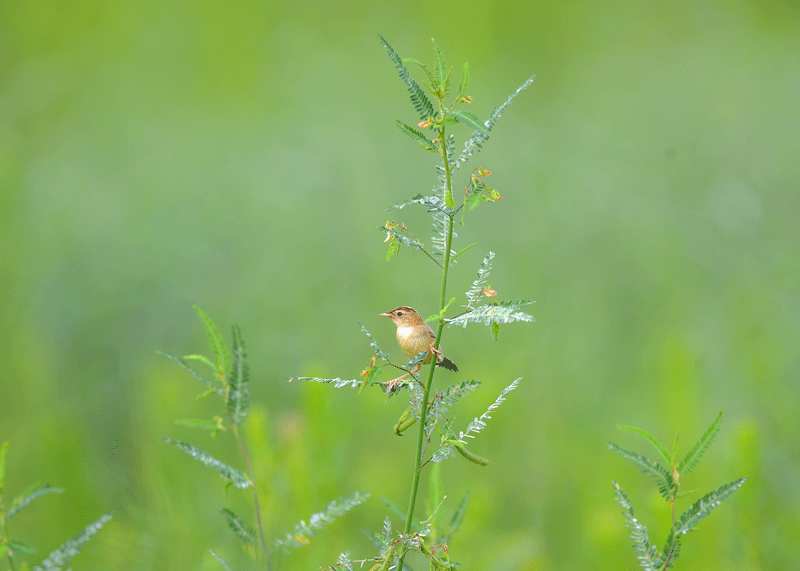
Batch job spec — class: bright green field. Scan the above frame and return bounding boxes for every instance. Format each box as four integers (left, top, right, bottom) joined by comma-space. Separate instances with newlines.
2, 1, 798, 569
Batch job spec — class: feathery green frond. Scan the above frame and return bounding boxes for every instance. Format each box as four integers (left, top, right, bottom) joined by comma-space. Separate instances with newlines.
458, 378, 519, 442
675, 477, 747, 536
454, 76, 535, 169
273, 492, 370, 552
209, 550, 232, 571
465, 252, 494, 309
290, 376, 363, 388
427, 380, 482, 421
395, 120, 436, 150
219, 507, 257, 545
449, 489, 470, 537
608, 443, 675, 500
378, 35, 436, 120
677, 410, 723, 478
158, 351, 225, 395
192, 305, 230, 379
432, 379, 520, 463
386, 193, 457, 216
617, 424, 672, 468
448, 300, 535, 328
227, 325, 249, 426
163, 438, 250, 488
360, 323, 389, 361
7, 484, 64, 520
432, 41, 449, 94
8, 539, 37, 554
34, 513, 112, 571
445, 110, 487, 133
456, 62, 470, 98
377, 225, 426, 253
612, 482, 663, 571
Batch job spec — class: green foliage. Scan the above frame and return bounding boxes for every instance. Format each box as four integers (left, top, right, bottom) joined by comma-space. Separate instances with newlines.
430, 379, 520, 463
0, 442, 110, 570
610, 411, 746, 569
7, 485, 64, 520
677, 409, 723, 478
157, 350, 225, 395
273, 493, 370, 553
193, 305, 232, 381
163, 309, 369, 568
454, 76, 535, 169
378, 35, 435, 121
227, 325, 250, 426
219, 507, 258, 546
34, 514, 113, 571
448, 299, 536, 329
291, 36, 533, 570
163, 438, 251, 489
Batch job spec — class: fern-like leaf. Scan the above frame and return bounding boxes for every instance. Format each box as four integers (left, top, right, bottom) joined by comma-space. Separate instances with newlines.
386, 192, 457, 217
447, 489, 470, 539
360, 323, 389, 361
432, 40, 449, 94
209, 550, 232, 571
34, 513, 112, 571
617, 424, 672, 468
454, 76, 534, 169
457, 62, 470, 98
677, 410, 723, 478
193, 305, 231, 379
431, 379, 520, 463
377, 225, 426, 253
227, 325, 249, 426
273, 492, 370, 552
428, 380, 482, 418
219, 506, 257, 545
290, 376, 363, 388
447, 300, 535, 328
465, 252, 494, 309
612, 482, 663, 571
378, 35, 436, 120
395, 120, 436, 150
674, 477, 747, 536
7, 484, 64, 520
445, 109, 487, 133
158, 351, 225, 395
163, 438, 250, 488
608, 443, 675, 500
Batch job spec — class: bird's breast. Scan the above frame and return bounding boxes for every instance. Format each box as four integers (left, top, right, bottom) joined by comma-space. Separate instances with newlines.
396, 325, 431, 357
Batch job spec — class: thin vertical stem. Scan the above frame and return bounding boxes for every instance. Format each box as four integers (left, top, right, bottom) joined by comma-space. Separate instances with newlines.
229, 415, 271, 570
398, 125, 455, 571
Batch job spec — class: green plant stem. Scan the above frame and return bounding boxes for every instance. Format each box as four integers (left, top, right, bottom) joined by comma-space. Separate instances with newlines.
398, 125, 455, 571
229, 417, 270, 570
661, 493, 678, 571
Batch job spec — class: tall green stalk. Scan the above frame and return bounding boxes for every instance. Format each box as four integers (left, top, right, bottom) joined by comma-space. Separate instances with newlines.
399, 125, 455, 570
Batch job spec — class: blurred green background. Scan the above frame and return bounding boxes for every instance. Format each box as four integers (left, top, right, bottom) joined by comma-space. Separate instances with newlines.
2, 0, 798, 569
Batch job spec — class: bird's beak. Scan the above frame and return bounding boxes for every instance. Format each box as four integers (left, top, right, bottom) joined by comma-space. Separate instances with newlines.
379, 312, 391, 318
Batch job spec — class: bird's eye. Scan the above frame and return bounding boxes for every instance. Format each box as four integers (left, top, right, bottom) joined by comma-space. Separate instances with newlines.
396, 311, 403, 316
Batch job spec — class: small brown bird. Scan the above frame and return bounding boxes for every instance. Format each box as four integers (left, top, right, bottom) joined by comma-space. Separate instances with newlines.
380, 306, 458, 386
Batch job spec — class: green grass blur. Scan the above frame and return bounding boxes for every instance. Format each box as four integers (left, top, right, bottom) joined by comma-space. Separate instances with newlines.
1, 0, 798, 569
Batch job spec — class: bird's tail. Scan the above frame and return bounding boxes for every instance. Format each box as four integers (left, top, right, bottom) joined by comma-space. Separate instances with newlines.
436, 356, 459, 372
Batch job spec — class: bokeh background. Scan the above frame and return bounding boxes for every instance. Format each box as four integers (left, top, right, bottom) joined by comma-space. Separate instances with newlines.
2, 0, 798, 569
